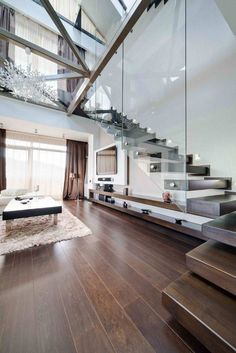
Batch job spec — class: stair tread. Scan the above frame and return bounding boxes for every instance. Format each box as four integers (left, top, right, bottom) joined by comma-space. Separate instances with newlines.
188, 194, 236, 203
187, 165, 210, 176
162, 272, 236, 353
187, 195, 236, 218
203, 212, 236, 247
186, 240, 236, 294
165, 178, 231, 191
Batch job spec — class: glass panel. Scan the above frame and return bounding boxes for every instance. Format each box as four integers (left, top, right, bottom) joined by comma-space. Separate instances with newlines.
186, 0, 236, 208
122, 0, 186, 212
85, 45, 123, 131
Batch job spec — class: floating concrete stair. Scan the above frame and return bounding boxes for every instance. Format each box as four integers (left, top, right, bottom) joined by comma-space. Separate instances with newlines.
164, 177, 232, 191
133, 151, 184, 163
166, 163, 210, 174
162, 272, 236, 353
187, 194, 236, 218
202, 211, 236, 247
186, 240, 236, 295
186, 165, 210, 176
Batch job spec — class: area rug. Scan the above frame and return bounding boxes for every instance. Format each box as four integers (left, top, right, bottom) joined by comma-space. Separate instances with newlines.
0, 207, 92, 255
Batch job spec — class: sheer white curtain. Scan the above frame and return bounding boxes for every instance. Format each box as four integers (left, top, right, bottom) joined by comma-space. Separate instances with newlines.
49, 0, 80, 23
13, 13, 58, 91
6, 148, 29, 190
32, 148, 66, 198
6, 132, 66, 199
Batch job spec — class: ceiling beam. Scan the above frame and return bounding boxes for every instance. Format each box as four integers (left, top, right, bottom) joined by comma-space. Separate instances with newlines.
67, 0, 150, 116
0, 28, 89, 76
40, 72, 83, 81
40, 0, 90, 74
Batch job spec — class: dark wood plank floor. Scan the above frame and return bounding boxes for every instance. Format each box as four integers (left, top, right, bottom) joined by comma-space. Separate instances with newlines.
0, 200, 210, 353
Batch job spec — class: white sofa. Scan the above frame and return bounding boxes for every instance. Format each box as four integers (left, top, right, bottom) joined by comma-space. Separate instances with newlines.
0, 189, 28, 214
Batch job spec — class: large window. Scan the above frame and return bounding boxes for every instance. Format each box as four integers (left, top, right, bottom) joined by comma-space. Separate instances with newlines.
6, 132, 66, 199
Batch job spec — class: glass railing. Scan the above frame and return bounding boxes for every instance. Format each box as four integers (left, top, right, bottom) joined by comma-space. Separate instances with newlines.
0, 0, 138, 107
84, 0, 187, 212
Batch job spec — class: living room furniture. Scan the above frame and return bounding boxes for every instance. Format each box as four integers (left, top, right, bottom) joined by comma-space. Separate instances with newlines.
2, 196, 62, 232
0, 188, 28, 214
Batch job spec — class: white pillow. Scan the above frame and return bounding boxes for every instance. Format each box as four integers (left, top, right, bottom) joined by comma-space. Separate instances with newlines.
1, 188, 28, 197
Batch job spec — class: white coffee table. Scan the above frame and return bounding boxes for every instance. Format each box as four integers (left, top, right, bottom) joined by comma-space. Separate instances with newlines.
3, 197, 62, 232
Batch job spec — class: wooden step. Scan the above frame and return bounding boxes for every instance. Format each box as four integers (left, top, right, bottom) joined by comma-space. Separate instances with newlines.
187, 194, 236, 218
186, 240, 236, 295
186, 165, 210, 176
162, 272, 236, 353
203, 212, 236, 247
166, 163, 210, 174
164, 177, 232, 191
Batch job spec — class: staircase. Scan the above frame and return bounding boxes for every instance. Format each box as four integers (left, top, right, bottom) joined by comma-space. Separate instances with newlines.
162, 212, 236, 353
87, 107, 234, 218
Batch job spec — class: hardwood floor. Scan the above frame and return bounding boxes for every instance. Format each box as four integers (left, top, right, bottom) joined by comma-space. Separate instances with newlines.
0, 200, 210, 353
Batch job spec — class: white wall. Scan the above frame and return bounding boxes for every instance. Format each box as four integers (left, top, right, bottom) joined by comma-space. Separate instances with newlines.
95, 128, 127, 186
93, 0, 236, 204
186, 0, 236, 192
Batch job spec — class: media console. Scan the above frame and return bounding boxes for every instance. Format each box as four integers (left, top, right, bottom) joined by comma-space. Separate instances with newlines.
89, 189, 207, 240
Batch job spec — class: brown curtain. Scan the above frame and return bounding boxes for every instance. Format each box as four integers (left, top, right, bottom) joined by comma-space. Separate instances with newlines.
0, 128, 6, 191
57, 36, 85, 105
63, 140, 88, 200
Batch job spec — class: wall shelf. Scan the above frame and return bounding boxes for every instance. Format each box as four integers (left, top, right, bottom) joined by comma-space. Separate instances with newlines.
89, 189, 182, 211
89, 189, 207, 240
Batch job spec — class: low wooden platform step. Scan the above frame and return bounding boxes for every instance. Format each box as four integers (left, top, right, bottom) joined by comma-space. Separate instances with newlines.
162, 272, 236, 353
187, 194, 236, 218
186, 240, 236, 295
203, 211, 236, 247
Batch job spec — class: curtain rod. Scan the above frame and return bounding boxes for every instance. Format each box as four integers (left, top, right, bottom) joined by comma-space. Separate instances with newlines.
5, 128, 66, 142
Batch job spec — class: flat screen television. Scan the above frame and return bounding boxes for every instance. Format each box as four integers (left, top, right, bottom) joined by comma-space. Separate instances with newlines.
96, 145, 117, 175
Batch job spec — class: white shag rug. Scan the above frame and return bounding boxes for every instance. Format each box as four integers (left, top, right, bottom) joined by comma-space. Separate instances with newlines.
0, 207, 92, 255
